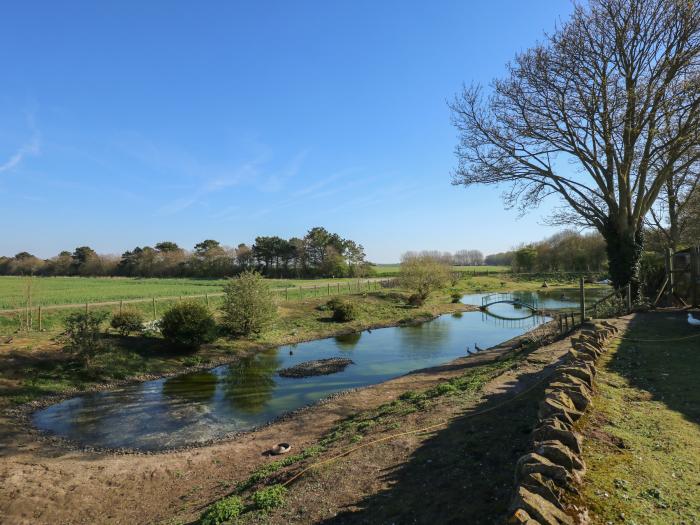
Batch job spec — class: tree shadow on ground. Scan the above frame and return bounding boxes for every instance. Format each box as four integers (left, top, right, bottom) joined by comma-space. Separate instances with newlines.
318, 359, 565, 525
607, 311, 700, 427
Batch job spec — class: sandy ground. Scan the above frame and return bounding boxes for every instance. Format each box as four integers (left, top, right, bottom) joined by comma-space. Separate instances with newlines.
0, 320, 627, 525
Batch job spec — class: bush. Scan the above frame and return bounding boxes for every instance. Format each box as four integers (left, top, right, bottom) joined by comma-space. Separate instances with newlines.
329, 299, 358, 322
252, 484, 287, 512
221, 271, 277, 337
62, 311, 109, 365
110, 309, 144, 336
399, 254, 451, 305
160, 301, 217, 349
199, 495, 244, 525
407, 293, 424, 307
450, 291, 462, 303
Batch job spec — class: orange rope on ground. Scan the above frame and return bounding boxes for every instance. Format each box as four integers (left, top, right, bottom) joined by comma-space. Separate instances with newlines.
281, 370, 553, 488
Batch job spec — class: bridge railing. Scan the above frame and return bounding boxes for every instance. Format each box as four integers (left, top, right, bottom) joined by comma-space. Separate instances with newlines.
481, 292, 514, 306
481, 292, 539, 310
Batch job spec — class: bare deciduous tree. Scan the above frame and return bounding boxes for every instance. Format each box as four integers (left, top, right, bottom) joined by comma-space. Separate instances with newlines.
451, 0, 700, 289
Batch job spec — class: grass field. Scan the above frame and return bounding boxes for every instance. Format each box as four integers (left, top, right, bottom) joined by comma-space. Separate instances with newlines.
372, 264, 509, 275
0, 276, 386, 310
575, 312, 700, 524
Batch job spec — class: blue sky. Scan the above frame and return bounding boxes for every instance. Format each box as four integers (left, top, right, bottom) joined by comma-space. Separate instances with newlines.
0, 1, 576, 262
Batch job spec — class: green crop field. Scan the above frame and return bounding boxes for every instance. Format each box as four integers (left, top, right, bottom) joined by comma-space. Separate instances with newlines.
371, 264, 510, 275
0, 275, 386, 310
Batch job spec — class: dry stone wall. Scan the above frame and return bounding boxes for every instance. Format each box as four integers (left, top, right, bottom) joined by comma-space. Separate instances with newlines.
507, 320, 619, 525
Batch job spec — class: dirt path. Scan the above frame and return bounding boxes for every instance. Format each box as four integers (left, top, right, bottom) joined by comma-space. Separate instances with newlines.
0, 323, 607, 525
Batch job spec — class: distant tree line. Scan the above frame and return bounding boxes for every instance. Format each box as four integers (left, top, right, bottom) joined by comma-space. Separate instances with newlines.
401, 249, 485, 266
0, 227, 372, 279
484, 231, 608, 273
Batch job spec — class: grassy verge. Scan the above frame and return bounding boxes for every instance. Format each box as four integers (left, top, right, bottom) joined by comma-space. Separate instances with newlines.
574, 312, 700, 524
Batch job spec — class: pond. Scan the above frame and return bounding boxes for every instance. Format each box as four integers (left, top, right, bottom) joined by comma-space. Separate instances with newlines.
32, 289, 603, 451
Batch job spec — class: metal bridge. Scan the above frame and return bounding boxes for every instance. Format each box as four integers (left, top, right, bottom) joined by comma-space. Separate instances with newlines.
480, 292, 539, 312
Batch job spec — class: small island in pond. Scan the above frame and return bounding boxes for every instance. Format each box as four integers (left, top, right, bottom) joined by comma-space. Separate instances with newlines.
278, 358, 354, 378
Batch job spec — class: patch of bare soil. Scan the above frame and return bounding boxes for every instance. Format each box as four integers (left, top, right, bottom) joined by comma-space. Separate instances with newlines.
0, 323, 613, 525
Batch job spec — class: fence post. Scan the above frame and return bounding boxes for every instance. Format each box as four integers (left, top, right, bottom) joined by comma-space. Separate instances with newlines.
152, 297, 157, 320
38, 306, 42, 331
286, 286, 289, 301
337, 283, 340, 294
119, 300, 123, 314
327, 283, 330, 296
691, 246, 699, 307
300, 286, 303, 300
558, 315, 563, 334
85, 302, 89, 314
579, 277, 586, 322
205, 293, 209, 307
665, 248, 675, 297
626, 283, 632, 312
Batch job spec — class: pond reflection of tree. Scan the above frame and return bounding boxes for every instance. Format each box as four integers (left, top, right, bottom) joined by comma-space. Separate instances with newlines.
222, 350, 280, 414
162, 371, 218, 403
335, 332, 362, 350
396, 319, 449, 358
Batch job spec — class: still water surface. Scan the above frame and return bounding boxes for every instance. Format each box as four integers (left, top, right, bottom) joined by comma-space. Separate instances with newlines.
32, 290, 599, 450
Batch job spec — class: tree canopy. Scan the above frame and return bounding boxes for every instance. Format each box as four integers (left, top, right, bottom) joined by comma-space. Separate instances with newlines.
451, 0, 700, 288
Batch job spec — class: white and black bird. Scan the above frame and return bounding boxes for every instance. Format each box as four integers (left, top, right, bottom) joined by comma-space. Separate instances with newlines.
688, 313, 700, 327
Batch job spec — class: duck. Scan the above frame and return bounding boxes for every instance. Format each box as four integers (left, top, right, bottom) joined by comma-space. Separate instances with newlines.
289, 349, 294, 355
688, 313, 700, 326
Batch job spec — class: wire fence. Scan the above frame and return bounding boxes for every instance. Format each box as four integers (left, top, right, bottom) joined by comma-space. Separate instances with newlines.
3, 278, 398, 332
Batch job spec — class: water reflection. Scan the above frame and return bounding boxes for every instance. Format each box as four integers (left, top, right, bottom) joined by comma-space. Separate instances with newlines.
223, 351, 279, 414
335, 332, 362, 350
163, 371, 217, 403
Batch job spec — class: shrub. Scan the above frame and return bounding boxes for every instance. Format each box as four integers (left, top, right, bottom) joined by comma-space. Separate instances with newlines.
252, 484, 287, 512
220, 271, 277, 337
110, 309, 144, 336
160, 301, 217, 349
450, 291, 462, 303
407, 293, 424, 307
399, 254, 450, 305
62, 311, 109, 365
329, 299, 358, 322
199, 495, 244, 525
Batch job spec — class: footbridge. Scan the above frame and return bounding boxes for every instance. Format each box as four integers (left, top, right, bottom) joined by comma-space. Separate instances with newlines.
480, 292, 539, 312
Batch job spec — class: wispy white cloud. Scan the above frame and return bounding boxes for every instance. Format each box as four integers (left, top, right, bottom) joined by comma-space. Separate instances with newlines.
0, 116, 41, 173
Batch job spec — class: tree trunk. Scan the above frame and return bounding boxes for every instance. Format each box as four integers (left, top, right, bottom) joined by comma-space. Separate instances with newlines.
601, 219, 644, 293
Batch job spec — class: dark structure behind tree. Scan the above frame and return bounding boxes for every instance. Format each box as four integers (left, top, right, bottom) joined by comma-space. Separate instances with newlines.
451, 0, 700, 293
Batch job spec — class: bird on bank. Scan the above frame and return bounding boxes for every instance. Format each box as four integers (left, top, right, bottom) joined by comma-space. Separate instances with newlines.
474, 343, 483, 352
688, 313, 700, 326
